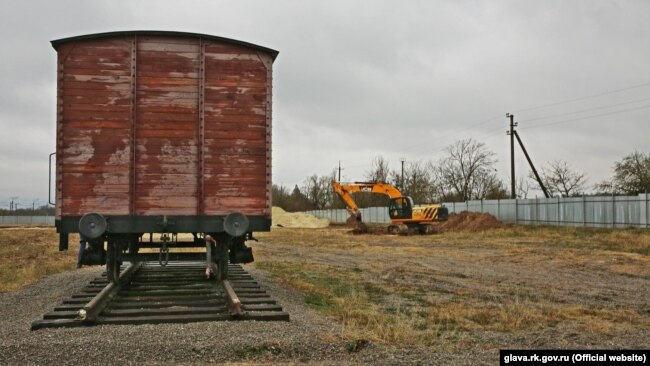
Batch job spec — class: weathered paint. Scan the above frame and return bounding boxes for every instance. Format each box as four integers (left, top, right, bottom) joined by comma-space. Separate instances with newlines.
54, 32, 275, 219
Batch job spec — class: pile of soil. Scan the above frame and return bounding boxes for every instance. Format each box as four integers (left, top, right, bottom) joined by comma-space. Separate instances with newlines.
437, 211, 507, 232
271, 207, 330, 228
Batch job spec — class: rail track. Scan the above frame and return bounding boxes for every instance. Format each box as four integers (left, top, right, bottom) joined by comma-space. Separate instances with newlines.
31, 262, 289, 330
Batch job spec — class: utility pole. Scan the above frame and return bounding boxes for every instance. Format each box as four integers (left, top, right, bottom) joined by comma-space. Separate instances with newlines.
399, 158, 406, 189
513, 130, 551, 198
337, 161, 342, 182
506, 114, 517, 198
505, 115, 550, 199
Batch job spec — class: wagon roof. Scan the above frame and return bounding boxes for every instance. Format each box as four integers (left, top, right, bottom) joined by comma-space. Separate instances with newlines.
51, 30, 279, 61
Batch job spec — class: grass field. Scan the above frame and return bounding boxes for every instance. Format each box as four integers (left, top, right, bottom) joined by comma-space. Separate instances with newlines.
0, 227, 78, 292
252, 225, 650, 349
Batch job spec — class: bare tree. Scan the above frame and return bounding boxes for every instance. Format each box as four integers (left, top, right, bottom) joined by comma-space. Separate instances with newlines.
477, 174, 509, 199
271, 184, 290, 210
302, 174, 333, 209
534, 160, 587, 197
436, 139, 503, 201
516, 176, 531, 199
273, 184, 309, 211
365, 156, 391, 183
596, 151, 650, 194
397, 161, 440, 204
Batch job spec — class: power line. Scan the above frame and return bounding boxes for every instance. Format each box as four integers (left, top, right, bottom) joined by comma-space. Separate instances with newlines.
519, 96, 650, 123
376, 82, 650, 159
464, 125, 507, 141
520, 104, 650, 130
340, 113, 504, 169
340, 81, 650, 173
344, 121, 509, 173
514, 81, 650, 114
396, 114, 503, 154
382, 81, 650, 160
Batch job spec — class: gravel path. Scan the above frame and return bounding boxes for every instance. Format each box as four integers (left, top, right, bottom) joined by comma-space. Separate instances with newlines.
0, 265, 486, 365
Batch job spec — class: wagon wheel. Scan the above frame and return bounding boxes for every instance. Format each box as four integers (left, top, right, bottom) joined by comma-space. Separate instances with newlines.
106, 243, 120, 283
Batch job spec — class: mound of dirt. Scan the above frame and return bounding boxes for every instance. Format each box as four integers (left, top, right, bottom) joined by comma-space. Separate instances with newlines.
272, 207, 330, 228
437, 211, 507, 232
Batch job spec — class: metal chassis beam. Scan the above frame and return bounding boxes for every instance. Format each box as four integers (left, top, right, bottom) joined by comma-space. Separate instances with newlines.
119, 253, 210, 262
56, 215, 271, 234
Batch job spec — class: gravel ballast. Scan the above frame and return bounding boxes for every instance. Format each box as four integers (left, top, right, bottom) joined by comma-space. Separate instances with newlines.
0, 265, 483, 366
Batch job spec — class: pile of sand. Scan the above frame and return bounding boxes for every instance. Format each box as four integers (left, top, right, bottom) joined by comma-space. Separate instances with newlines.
437, 211, 507, 232
271, 207, 330, 228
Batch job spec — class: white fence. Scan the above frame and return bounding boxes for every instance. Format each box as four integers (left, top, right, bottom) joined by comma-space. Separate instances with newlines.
0, 216, 55, 226
305, 193, 650, 228
306, 207, 392, 224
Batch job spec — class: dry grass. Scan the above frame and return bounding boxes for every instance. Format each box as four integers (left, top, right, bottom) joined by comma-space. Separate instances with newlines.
0, 227, 79, 292
0, 230, 211, 292
254, 225, 650, 349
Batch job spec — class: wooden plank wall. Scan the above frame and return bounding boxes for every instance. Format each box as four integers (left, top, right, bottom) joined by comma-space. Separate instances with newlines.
203, 42, 270, 215
57, 35, 272, 218
59, 38, 133, 216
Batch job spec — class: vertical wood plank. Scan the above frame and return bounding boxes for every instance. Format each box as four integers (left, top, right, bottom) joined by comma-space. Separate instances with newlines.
258, 52, 273, 217
198, 38, 205, 215
130, 35, 138, 215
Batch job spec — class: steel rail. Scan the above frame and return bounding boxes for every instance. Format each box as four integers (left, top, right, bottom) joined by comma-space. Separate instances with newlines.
78, 262, 142, 322
32, 262, 288, 330
222, 280, 243, 316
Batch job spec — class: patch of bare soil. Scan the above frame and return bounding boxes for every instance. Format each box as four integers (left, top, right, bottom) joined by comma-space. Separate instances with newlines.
436, 211, 508, 232
349, 210, 507, 235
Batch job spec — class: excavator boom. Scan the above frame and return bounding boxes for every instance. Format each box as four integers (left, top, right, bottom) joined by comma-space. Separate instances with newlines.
332, 181, 402, 212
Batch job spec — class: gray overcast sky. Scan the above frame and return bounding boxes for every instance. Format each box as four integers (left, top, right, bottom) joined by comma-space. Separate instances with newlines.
1, 0, 649, 207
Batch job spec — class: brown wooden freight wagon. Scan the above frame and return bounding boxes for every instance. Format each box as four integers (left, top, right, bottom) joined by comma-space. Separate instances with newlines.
50, 31, 277, 281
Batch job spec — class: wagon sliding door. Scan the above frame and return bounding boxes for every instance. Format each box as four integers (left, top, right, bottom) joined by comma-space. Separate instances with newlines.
134, 36, 200, 215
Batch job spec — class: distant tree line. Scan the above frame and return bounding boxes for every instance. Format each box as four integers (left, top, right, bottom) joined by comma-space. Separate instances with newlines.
273, 138, 649, 212
0, 205, 55, 216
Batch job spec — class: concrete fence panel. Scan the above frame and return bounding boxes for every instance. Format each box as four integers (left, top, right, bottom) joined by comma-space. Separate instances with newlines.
0, 216, 55, 226
444, 194, 647, 228
303, 193, 649, 228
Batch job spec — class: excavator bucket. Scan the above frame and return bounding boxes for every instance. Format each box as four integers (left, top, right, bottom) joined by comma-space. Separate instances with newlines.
346, 212, 368, 234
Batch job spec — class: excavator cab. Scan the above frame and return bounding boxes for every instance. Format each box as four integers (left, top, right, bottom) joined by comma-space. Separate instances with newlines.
388, 196, 413, 220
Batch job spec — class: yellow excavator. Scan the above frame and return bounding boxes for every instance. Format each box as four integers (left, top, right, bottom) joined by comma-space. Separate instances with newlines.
332, 181, 448, 234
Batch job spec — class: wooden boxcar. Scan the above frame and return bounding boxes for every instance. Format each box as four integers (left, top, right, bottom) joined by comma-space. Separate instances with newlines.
51, 31, 277, 279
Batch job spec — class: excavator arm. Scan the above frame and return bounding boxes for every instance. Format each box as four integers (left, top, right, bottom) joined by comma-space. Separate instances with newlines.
332, 181, 361, 216
332, 181, 404, 213
333, 181, 403, 198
